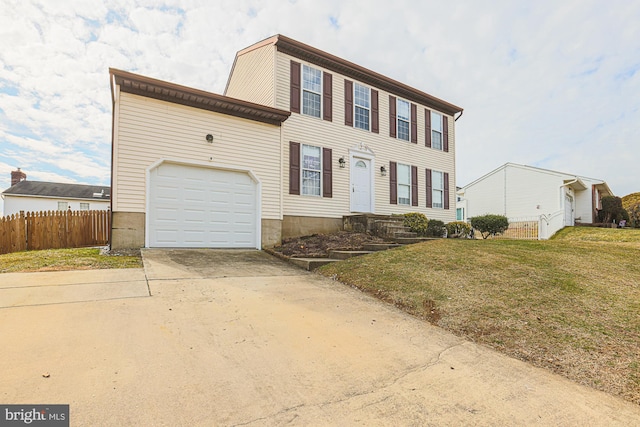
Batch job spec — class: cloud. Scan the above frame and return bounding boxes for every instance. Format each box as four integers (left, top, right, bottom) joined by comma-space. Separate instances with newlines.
0, 0, 638, 200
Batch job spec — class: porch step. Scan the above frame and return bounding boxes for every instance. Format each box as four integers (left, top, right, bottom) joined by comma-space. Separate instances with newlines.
393, 232, 418, 238
363, 243, 404, 251
394, 237, 440, 245
289, 258, 339, 271
328, 250, 376, 260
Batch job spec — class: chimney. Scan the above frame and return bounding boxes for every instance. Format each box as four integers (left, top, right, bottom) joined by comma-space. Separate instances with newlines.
11, 168, 26, 186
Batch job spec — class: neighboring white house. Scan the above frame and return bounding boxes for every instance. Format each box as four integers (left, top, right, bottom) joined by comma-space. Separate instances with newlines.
457, 163, 614, 239
109, 34, 463, 249
1, 169, 110, 216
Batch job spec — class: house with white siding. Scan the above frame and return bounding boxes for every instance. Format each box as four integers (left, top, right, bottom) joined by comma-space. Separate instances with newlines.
2, 169, 110, 216
109, 35, 463, 249
457, 163, 614, 238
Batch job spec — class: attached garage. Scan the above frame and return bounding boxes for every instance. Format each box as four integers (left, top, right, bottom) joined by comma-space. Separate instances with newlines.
147, 162, 260, 248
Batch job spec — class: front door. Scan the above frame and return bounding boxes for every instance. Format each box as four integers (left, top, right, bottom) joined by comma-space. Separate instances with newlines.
350, 158, 372, 212
564, 193, 574, 226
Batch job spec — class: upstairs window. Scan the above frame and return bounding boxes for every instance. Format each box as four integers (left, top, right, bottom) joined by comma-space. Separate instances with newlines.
431, 112, 443, 150
397, 163, 411, 205
80, 203, 90, 210
302, 65, 322, 118
354, 83, 370, 131
397, 99, 410, 141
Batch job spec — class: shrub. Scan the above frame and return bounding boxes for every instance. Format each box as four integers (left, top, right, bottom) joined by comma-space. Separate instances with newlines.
446, 221, 472, 238
403, 212, 429, 236
622, 192, 640, 227
426, 219, 446, 237
598, 196, 628, 224
470, 214, 509, 239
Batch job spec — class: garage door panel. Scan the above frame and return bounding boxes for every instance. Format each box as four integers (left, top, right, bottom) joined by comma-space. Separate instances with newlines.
149, 164, 258, 248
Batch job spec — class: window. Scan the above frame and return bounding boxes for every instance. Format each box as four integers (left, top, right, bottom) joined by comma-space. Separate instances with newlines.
456, 207, 465, 221
397, 99, 410, 141
354, 83, 370, 130
80, 203, 90, 210
302, 144, 321, 196
397, 163, 411, 205
302, 65, 322, 118
431, 112, 443, 150
57, 201, 68, 211
432, 171, 444, 208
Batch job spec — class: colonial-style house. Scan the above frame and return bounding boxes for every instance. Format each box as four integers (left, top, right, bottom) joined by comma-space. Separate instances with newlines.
109, 35, 463, 249
2, 169, 110, 216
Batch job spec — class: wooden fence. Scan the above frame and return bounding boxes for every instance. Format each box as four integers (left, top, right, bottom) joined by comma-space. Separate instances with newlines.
0, 210, 110, 255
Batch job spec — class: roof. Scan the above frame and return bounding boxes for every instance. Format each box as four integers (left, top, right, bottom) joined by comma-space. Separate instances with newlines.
2, 181, 111, 201
231, 34, 464, 116
110, 68, 291, 126
461, 163, 614, 196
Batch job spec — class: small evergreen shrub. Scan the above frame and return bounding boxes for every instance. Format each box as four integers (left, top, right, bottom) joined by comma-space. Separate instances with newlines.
470, 215, 509, 239
426, 219, 446, 237
446, 221, 471, 238
598, 196, 628, 224
403, 212, 429, 236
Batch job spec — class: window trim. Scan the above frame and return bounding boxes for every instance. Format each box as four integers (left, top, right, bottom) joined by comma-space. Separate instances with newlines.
396, 98, 410, 141
80, 202, 90, 211
431, 111, 443, 151
301, 143, 322, 196
302, 64, 322, 118
432, 170, 444, 209
354, 82, 370, 131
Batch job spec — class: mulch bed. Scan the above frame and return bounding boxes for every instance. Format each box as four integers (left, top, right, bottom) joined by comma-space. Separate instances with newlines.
269, 231, 387, 258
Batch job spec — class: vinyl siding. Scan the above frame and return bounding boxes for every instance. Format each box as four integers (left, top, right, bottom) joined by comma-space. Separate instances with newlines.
225, 43, 276, 107
504, 166, 562, 217
113, 92, 282, 219
275, 52, 456, 223
3, 196, 109, 216
463, 168, 508, 218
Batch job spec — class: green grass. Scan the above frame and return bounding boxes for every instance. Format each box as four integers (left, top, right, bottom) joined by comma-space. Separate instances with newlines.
0, 247, 142, 273
318, 227, 640, 405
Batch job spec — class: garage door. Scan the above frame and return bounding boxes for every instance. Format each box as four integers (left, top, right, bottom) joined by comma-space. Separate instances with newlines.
148, 162, 258, 248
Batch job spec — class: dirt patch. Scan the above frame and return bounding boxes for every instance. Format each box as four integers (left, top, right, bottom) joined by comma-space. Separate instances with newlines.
270, 231, 388, 258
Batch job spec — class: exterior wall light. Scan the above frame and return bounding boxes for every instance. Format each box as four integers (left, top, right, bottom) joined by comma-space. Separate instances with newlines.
380, 166, 387, 176
206, 134, 214, 143
338, 157, 346, 168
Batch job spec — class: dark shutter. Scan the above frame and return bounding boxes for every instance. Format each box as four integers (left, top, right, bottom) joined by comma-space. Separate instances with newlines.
390, 161, 397, 204
425, 109, 432, 148
289, 141, 300, 195
322, 148, 332, 197
389, 96, 396, 138
426, 168, 433, 208
371, 89, 379, 133
410, 103, 417, 144
444, 172, 450, 209
411, 165, 418, 206
344, 80, 353, 127
323, 72, 332, 122
290, 61, 301, 114
443, 115, 449, 152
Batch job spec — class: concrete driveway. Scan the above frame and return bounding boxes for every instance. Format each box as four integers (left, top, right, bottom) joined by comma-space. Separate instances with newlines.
1, 249, 639, 426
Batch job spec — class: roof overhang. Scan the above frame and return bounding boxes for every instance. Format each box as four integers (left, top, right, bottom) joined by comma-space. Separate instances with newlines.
563, 178, 588, 191
593, 182, 614, 197
273, 35, 463, 116
110, 68, 291, 126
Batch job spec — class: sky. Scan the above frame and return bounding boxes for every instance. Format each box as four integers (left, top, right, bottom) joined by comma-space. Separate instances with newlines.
1, 0, 639, 215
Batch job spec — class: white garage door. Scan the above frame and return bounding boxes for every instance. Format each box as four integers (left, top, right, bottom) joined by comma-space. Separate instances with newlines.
148, 163, 258, 248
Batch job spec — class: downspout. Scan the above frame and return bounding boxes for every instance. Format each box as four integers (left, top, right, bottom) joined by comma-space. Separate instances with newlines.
109, 72, 115, 249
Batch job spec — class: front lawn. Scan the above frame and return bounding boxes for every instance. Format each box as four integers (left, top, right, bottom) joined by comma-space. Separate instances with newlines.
0, 247, 142, 273
318, 229, 640, 405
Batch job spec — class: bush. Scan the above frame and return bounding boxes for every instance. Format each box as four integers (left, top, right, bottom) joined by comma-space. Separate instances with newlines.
470, 214, 509, 239
403, 212, 429, 236
598, 196, 628, 224
426, 220, 446, 237
446, 221, 472, 238
622, 192, 640, 227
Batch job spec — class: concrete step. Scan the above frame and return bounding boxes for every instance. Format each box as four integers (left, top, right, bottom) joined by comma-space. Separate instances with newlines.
328, 250, 376, 260
362, 243, 404, 251
394, 232, 418, 238
289, 258, 339, 271
394, 237, 440, 245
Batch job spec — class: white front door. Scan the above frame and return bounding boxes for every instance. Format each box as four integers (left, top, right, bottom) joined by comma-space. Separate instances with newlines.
350, 158, 372, 212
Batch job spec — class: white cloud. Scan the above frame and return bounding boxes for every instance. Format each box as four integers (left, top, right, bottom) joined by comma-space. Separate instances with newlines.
0, 0, 638, 199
